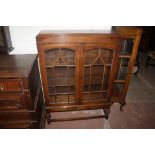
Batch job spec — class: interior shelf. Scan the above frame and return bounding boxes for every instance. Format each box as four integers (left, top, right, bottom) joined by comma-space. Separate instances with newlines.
48, 85, 75, 93
49, 92, 75, 95
46, 65, 75, 68
83, 92, 107, 102
83, 84, 108, 91
119, 55, 131, 58
49, 94, 75, 104
114, 80, 125, 83
84, 64, 111, 67
48, 85, 75, 88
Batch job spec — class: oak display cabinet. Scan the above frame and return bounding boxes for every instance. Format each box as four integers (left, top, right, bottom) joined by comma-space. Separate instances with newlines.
37, 27, 142, 124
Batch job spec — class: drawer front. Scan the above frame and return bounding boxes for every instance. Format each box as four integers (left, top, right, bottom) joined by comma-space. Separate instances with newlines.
0, 123, 36, 129
0, 112, 31, 121
0, 112, 39, 129
0, 79, 23, 92
0, 93, 26, 110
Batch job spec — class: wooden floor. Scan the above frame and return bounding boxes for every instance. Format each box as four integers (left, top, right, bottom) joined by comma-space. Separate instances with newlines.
45, 52, 155, 129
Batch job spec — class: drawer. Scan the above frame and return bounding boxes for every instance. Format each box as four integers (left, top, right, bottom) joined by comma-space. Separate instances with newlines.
0, 113, 38, 128
0, 93, 26, 110
0, 112, 39, 129
0, 111, 40, 122
0, 112, 31, 121
0, 122, 36, 129
0, 79, 23, 92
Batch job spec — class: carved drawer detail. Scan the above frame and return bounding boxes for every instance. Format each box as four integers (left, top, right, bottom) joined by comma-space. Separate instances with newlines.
0, 79, 23, 92
0, 93, 26, 110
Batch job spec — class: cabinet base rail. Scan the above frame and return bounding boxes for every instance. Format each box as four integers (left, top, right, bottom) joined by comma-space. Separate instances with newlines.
46, 108, 110, 124
48, 115, 106, 123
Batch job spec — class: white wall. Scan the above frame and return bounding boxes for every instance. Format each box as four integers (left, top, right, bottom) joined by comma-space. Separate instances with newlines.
10, 26, 112, 54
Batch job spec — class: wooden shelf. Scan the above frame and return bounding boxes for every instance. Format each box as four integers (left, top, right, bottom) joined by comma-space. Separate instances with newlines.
114, 80, 125, 83
48, 85, 75, 88
83, 90, 107, 93
84, 64, 111, 67
49, 92, 74, 95
46, 65, 75, 68
119, 55, 131, 58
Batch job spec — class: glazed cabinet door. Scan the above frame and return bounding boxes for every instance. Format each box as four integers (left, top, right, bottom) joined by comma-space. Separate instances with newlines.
38, 44, 80, 106
80, 44, 120, 104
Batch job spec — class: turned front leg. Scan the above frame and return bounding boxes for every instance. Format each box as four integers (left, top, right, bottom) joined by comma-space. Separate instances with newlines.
120, 101, 126, 112
103, 109, 110, 119
46, 112, 51, 124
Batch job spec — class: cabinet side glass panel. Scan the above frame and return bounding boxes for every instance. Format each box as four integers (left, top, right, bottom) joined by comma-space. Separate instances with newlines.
120, 39, 134, 55
112, 83, 124, 97
116, 58, 130, 81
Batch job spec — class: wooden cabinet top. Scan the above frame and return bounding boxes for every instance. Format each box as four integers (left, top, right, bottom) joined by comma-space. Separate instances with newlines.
36, 27, 142, 44
37, 29, 115, 35
0, 54, 37, 78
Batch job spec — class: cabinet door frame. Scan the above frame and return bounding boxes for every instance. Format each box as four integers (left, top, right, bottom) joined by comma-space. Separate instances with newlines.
80, 43, 121, 104
37, 43, 81, 106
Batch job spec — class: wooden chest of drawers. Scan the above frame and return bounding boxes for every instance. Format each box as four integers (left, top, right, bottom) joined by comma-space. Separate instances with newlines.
0, 54, 44, 129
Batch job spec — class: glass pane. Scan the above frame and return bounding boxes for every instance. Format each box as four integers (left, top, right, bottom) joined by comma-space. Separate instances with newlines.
83, 48, 113, 102
45, 48, 76, 104
0, 27, 4, 46
116, 83, 124, 92
117, 58, 130, 80
84, 48, 113, 65
112, 83, 124, 97
83, 92, 107, 102
120, 39, 134, 55
45, 48, 75, 66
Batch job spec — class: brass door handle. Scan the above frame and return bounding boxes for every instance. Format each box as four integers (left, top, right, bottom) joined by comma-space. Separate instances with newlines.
16, 103, 21, 108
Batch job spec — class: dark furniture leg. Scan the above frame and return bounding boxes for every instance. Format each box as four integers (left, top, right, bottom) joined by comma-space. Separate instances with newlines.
134, 53, 141, 75
146, 55, 151, 67
103, 109, 110, 119
120, 101, 126, 112
47, 112, 51, 124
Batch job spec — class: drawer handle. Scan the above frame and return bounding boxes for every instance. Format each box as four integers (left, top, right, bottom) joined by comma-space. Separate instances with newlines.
0, 84, 4, 90
16, 103, 21, 108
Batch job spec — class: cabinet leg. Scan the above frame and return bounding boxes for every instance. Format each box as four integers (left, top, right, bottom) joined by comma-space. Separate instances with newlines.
134, 54, 140, 75
103, 109, 110, 120
146, 56, 151, 67
47, 113, 51, 124
120, 101, 126, 112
